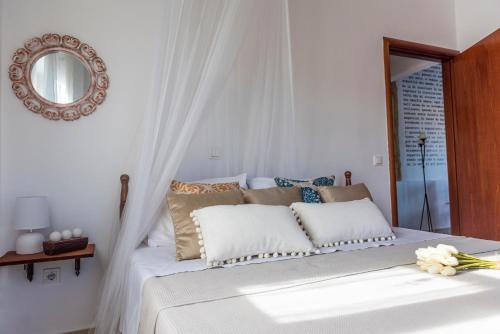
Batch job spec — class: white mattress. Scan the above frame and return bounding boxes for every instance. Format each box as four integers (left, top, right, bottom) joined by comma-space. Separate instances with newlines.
123, 228, 450, 334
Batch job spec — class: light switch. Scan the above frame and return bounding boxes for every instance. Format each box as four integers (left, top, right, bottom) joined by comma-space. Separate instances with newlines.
209, 147, 221, 160
373, 155, 383, 166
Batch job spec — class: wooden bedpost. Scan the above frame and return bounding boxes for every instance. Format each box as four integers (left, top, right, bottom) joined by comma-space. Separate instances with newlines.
344, 171, 352, 186
120, 174, 130, 219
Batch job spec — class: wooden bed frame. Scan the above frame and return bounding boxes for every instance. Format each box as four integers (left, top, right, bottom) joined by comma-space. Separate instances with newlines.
119, 171, 353, 218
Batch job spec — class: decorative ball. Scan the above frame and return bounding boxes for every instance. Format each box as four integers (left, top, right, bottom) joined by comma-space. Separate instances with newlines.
49, 231, 62, 242
72, 228, 83, 238
61, 230, 73, 240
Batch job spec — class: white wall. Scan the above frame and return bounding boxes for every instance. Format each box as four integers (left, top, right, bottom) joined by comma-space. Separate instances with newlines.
455, 0, 500, 50
288, 0, 456, 219
0, 0, 459, 333
0, 1, 165, 333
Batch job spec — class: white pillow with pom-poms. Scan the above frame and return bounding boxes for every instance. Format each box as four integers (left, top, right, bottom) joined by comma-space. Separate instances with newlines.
191, 204, 316, 267
290, 198, 395, 248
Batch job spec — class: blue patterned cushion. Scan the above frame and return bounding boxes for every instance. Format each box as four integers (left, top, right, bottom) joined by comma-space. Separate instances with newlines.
299, 187, 322, 203
274, 175, 335, 203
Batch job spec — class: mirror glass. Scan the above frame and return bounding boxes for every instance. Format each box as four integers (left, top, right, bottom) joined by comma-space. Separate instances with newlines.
30, 51, 91, 104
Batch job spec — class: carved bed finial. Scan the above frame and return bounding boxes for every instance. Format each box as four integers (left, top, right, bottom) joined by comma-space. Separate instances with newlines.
344, 171, 352, 186
120, 174, 129, 219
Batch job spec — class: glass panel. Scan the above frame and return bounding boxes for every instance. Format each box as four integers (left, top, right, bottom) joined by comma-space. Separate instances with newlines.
30, 51, 91, 104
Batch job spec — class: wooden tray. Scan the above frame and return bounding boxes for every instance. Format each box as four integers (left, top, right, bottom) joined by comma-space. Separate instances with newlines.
43, 237, 88, 256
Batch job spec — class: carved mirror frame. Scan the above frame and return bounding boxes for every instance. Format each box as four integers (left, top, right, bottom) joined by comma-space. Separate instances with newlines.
9, 33, 109, 121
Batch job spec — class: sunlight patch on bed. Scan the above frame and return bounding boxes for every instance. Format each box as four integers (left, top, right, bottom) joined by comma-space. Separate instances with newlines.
237, 270, 420, 295
415, 313, 500, 334
240, 266, 487, 324
466, 268, 500, 280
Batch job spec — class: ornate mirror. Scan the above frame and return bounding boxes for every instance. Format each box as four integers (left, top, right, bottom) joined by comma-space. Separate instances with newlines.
9, 34, 109, 121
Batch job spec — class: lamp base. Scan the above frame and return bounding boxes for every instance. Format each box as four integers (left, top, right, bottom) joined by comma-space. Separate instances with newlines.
15, 232, 44, 255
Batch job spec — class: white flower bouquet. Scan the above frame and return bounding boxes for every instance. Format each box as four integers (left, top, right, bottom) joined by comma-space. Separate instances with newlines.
415, 244, 500, 276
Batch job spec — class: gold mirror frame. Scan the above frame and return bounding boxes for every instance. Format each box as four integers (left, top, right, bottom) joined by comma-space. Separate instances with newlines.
8, 33, 109, 121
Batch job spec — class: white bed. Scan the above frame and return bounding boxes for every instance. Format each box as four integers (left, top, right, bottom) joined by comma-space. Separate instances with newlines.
121, 228, 500, 334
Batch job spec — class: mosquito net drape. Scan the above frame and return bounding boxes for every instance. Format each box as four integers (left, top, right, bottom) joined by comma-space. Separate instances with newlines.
177, 0, 298, 180
95, 1, 297, 333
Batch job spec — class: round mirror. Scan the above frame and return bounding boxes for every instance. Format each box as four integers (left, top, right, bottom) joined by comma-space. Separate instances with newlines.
9, 34, 108, 121
30, 51, 91, 104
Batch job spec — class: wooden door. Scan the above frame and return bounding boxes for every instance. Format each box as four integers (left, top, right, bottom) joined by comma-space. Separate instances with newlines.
451, 29, 500, 240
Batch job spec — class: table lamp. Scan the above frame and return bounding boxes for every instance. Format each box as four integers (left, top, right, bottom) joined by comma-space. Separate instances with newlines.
14, 196, 50, 255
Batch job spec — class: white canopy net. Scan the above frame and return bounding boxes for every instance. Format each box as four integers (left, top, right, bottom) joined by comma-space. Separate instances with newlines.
95, 1, 297, 333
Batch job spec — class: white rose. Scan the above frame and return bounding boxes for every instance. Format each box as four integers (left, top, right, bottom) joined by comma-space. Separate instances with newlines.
415, 248, 427, 260
416, 247, 435, 261
437, 244, 459, 255
417, 260, 430, 271
440, 266, 457, 276
441, 256, 459, 267
427, 263, 443, 274
427, 252, 447, 264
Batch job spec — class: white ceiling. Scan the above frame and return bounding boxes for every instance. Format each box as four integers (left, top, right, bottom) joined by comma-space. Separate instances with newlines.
390, 55, 439, 82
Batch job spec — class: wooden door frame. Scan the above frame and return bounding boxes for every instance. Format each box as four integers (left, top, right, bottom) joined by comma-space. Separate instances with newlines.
383, 37, 461, 235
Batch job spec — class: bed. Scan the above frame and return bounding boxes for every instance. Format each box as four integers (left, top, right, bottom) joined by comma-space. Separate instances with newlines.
118, 173, 500, 334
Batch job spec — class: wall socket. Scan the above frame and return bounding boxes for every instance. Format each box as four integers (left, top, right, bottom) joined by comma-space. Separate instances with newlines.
43, 267, 60, 284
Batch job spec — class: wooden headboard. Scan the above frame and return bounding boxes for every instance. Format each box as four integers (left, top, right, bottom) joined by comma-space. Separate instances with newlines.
119, 171, 353, 218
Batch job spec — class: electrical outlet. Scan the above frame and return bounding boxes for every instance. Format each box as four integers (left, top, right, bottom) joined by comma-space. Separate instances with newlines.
43, 267, 60, 284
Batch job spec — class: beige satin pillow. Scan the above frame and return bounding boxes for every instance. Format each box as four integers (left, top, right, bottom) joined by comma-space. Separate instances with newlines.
241, 187, 302, 206
318, 183, 373, 202
167, 190, 244, 261
170, 180, 240, 194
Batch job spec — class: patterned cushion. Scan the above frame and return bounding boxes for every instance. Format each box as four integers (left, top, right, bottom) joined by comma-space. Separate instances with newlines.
170, 180, 240, 194
274, 176, 335, 203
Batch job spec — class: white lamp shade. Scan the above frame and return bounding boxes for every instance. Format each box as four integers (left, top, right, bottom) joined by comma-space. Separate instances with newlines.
14, 196, 50, 230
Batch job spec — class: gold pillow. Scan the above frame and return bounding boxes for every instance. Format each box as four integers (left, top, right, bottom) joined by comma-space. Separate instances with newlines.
318, 183, 373, 202
167, 190, 244, 261
170, 180, 240, 194
241, 187, 302, 206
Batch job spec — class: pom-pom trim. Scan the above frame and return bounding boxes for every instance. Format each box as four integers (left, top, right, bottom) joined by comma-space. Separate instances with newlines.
316, 234, 396, 248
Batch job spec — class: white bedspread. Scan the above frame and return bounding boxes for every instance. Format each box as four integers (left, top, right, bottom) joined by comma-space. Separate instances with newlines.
139, 236, 500, 334
123, 228, 449, 333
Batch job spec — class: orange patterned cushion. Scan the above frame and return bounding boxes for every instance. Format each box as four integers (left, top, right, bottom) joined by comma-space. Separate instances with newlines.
170, 180, 240, 194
